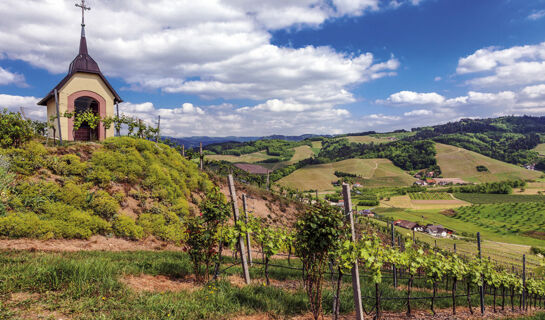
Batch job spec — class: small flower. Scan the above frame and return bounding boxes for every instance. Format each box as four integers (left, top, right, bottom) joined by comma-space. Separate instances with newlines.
102, 297, 106, 300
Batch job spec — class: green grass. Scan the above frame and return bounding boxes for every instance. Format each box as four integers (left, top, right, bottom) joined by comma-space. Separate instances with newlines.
1, 250, 538, 319
436, 143, 542, 183
454, 193, 545, 204
409, 192, 453, 200
277, 158, 415, 191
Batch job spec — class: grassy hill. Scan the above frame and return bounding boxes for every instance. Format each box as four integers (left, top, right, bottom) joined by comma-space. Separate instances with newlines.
208, 145, 316, 170
435, 143, 542, 183
0, 137, 212, 241
277, 158, 415, 191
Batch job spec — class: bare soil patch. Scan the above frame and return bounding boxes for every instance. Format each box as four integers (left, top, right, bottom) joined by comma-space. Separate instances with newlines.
0, 235, 183, 252
120, 274, 199, 293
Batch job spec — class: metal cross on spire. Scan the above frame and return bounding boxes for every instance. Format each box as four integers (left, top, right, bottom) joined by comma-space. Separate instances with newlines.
75, 0, 91, 28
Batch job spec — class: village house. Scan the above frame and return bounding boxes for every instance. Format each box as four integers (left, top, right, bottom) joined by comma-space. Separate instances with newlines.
394, 220, 424, 232
425, 224, 453, 237
358, 209, 375, 217
414, 180, 427, 186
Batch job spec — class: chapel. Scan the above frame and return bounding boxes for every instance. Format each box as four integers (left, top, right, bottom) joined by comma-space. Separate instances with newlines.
37, 1, 122, 141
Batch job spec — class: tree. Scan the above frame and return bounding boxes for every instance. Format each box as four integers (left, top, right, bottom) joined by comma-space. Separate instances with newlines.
0, 109, 34, 148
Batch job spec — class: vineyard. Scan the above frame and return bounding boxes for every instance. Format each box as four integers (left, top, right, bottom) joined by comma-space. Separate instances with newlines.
453, 203, 545, 239
454, 193, 545, 204
409, 192, 453, 200
186, 181, 545, 320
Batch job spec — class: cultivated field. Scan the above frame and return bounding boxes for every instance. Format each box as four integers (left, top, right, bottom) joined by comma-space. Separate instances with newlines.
435, 143, 542, 183
408, 192, 453, 200
278, 158, 415, 191
374, 208, 544, 268
454, 193, 545, 204
381, 195, 469, 210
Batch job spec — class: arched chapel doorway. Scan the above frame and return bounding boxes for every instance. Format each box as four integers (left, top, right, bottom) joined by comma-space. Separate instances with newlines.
73, 96, 99, 141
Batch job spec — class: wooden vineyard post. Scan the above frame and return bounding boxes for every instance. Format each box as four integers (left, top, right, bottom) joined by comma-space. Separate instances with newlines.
522, 255, 526, 311
115, 102, 120, 136
242, 194, 253, 266
182, 144, 185, 157
266, 170, 270, 190
477, 232, 485, 315
228, 175, 251, 284
54, 89, 62, 144
391, 222, 398, 288
156, 115, 160, 143
199, 143, 204, 170
342, 184, 364, 320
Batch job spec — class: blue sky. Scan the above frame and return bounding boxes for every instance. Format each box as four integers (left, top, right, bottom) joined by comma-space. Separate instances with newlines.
0, 0, 544, 136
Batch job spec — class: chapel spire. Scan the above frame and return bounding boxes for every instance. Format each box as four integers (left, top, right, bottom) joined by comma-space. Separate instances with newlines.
75, 0, 91, 54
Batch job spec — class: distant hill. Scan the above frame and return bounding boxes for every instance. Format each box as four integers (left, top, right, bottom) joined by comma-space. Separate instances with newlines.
435, 143, 542, 183
164, 134, 328, 149
277, 158, 415, 191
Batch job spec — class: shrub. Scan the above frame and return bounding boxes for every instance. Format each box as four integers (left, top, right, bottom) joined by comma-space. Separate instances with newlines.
0, 109, 34, 148
137, 210, 187, 243
57, 181, 90, 209
49, 154, 87, 176
0, 212, 54, 238
112, 215, 143, 240
11, 181, 60, 211
0, 141, 47, 175
476, 165, 489, 172
358, 199, 379, 206
90, 190, 120, 220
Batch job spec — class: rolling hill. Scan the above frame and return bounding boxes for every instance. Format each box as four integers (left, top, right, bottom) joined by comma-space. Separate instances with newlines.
277, 158, 415, 191
435, 143, 542, 183
208, 145, 316, 170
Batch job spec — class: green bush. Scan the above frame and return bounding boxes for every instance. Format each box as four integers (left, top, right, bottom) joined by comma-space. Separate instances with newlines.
137, 211, 187, 243
90, 190, 120, 220
0, 141, 47, 175
49, 154, 87, 176
11, 181, 60, 211
0, 109, 34, 148
57, 181, 90, 209
112, 215, 144, 240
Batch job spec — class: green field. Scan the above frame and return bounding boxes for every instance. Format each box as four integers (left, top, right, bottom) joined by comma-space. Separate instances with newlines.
454, 202, 545, 240
454, 193, 545, 204
374, 208, 544, 267
436, 143, 542, 183
408, 192, 452, 200
533, 143, 545, 156
278, 158, 415, 191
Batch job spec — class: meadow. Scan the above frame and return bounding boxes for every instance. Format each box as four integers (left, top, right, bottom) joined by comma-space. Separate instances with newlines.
278, 158, 415, 191
408, 192, 453, 200
435, 143, 542, 183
